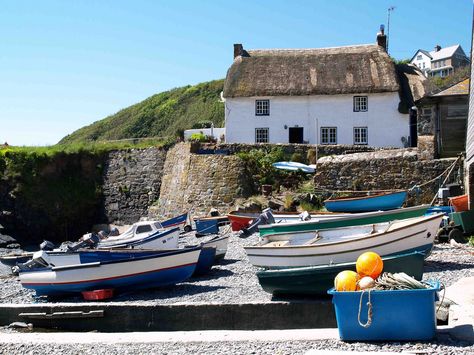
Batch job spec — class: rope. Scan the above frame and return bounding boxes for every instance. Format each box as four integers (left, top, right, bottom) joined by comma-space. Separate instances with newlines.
436, 282, 446, 316
357, 289, 373, 328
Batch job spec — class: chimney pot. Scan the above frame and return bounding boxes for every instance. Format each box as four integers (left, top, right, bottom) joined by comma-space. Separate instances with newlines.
434, 45, 441, 52
376, 26, 387, 52
233, 44, 243, 59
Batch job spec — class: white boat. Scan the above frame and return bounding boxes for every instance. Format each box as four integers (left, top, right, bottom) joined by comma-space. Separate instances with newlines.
272, 161, 316, 173
18, 246, 201, 296
244, 213, 443, 269
202, 234, 229, 260
96, 221, 179, 249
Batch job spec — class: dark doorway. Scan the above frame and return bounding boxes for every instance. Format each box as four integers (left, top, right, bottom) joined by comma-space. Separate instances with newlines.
289, 127, 304, 143
409, 108, 417, 147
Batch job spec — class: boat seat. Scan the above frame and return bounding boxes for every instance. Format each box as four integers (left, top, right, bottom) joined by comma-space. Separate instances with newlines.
265, 241, 289, 247
304, 232, 322, 245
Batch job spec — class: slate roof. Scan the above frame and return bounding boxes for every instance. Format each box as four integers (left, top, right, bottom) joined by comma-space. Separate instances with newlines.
433, 78, 470, 96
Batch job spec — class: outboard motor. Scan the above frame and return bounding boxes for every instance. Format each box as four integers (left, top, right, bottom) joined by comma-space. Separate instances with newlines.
67, 233, 100, 252
39, 240, 56, 251
13, 251, 52, 273
299, 211, 311, 221
240, 208, 275, 237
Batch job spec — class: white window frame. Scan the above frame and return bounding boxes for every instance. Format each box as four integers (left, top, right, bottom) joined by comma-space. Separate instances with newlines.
255, 127, 269, 143
255, 99, 270, 116
354, 127, 368, 145
353, 96, 368, 112
320, 127, 337, 145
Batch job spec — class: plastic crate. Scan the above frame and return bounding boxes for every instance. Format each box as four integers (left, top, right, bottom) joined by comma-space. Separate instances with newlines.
82, 289, 114, 301
328, 281, 439, 341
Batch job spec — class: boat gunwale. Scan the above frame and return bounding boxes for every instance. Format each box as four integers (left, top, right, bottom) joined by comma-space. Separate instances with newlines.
20, 246, 202, 274
257, 205, 430, 231
255, 250, 427, 276
323, 190, 407, 203
245, 213, 443, 251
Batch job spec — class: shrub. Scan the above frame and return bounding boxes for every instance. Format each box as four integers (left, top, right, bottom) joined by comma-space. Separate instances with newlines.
189, 133, 207, 142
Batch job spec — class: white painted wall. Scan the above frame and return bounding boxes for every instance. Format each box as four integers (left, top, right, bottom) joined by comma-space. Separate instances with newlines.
224, 93, 409, 148
184, 128, 225, 141
410, 51, 431, 76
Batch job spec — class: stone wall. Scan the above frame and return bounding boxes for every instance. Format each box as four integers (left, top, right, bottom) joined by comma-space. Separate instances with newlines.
197, 143, 379, 161
314, 149, 460, 204
102, 148, 167, 224
151, 143, 253, 219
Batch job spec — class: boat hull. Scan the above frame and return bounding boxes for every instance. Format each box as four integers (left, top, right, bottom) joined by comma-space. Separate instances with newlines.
97, 227, 179, 249
202, 234, 229, 260
256, 251, 426, 296
19, 247, 200, 296
324, 191, 407, 213
246, 214, 442, 268
193, 247, 217, 276
258, 205, 430, 237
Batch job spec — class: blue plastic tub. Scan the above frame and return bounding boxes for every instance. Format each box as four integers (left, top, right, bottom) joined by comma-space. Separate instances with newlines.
328, 281, 439, 341
195, 219, 219, 235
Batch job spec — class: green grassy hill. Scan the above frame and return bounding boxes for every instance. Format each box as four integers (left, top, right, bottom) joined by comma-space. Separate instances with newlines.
59, 79, 225, 145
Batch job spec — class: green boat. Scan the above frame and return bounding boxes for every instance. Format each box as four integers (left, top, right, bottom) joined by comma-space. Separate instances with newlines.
256, 250, 426, 296
258, 205, 430, 237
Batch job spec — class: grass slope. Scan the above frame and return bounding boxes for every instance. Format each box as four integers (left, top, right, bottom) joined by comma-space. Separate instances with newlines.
59, 79, 225, 145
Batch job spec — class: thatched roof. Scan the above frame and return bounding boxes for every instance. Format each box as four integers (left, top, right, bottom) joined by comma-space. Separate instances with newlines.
396, 64, 427, 113
223, 44, 401, 98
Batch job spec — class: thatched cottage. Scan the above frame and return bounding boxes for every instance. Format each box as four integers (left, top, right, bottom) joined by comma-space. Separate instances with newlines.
222, 28, 426, 147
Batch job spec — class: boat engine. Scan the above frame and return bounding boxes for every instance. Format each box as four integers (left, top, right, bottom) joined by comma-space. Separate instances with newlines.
240, 208, 275, 237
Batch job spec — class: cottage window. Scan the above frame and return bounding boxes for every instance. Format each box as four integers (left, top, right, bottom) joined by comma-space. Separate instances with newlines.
320, 127, 337, 144
416, 55, 422, 60
353, 96, 368, 112
354, 127, 368, 145
255, 100, 270, 116
255, 128, 269, 143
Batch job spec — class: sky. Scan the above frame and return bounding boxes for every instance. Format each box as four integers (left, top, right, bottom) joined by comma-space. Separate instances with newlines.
0, 0, 472, 146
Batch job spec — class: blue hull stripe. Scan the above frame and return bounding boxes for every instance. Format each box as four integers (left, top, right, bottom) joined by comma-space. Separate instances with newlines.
25, 264, 196, 296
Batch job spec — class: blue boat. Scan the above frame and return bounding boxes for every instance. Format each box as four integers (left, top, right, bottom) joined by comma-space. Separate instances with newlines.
324, 191, 407, 213
193, 246, 217, 276
161, 212, 188, 229
18, 247, 201, 296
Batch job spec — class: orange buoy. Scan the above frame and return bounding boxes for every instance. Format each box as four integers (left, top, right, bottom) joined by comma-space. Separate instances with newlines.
334, 270, 359, 291
356, 251, 384, 279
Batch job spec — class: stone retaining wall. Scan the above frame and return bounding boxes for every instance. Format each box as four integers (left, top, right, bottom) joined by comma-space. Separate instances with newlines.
102, 148, 167, 224
314, 149, 460, 204
197, 143, 379, 161
150, 143, 253, 219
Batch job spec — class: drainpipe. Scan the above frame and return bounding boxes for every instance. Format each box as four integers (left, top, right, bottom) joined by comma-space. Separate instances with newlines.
436, 102, 441, 157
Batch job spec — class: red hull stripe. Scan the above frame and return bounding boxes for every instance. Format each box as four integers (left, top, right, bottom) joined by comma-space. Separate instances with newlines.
23, 262, 197, 286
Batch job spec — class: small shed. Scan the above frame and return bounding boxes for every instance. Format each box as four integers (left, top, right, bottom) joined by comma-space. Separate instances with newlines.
416, 79, 469, 158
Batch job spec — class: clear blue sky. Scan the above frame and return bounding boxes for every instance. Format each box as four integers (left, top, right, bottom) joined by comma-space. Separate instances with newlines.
1, 0, 472, 146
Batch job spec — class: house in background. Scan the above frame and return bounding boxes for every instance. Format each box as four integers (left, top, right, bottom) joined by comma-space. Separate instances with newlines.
410, 45, 470, 78
416, 78, 469, 158
223, 27, 426, 148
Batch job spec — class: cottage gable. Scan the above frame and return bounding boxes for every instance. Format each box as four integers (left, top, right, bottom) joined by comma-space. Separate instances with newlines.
223, 44, 400, 98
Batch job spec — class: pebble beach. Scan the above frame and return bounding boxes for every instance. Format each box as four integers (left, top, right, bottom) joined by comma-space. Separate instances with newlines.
0, 233, 473, 354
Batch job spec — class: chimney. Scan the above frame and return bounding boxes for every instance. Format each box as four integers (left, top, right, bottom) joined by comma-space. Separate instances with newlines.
434, 45, 441, 52
233, 44, 243, 59
376, 24, 387, 52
